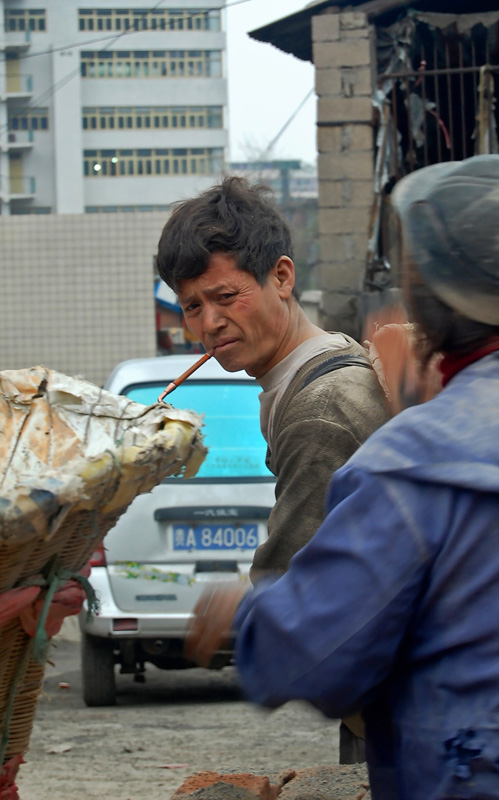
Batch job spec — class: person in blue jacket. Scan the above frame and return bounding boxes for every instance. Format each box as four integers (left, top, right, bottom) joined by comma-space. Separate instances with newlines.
233, 156, 499, 799
187, 155, 499, 799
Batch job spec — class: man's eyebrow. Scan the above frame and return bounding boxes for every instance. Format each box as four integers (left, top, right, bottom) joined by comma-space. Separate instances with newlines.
180, 283, 232, 304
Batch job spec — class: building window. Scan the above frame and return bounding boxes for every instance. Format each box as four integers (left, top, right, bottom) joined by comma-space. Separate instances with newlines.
78, 8, 220, 33
9, 107, 49, 131
83, 148, 224, 177
5, 9, 46, 32
80, 50, 222, 79
82, 105, 223, 130
85, 205, 170, 213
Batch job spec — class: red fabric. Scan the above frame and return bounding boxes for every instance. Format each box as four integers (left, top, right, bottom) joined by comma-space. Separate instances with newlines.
0, 755, 24, 800
0, 586, 42, 628
440, 338, 499, 387
19, 580, 87, 638
17, 561, 92, 639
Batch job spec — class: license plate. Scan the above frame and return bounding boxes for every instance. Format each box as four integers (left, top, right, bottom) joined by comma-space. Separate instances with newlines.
172, 524, 258, 551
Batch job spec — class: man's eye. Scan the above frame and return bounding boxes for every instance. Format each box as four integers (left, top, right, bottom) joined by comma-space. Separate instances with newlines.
219, 293, 235, 301
184, 303, 200, 312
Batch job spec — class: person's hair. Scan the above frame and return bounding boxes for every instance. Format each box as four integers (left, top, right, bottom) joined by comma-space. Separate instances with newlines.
156, 176, 294, 293
404, 257, 499, 367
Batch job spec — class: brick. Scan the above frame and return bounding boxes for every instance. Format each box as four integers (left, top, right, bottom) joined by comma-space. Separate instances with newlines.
320, 232, 369, 263
314, 39, 371, 70
342, 124, 374, 151
318, 178, 374, 209
341, 179, 374, 207
318, 180, 343, 207
341, 67, 373, 97
170, 771, 282, 800
317, 126, 343, 153
319, 205, 370, 235
317, 124, 373, 154
318, 96, 373, 124
319, 258, 361, 290
318, 152, 374, 181
340, 11, 368, 31
315, 67, 342, 97
341, 26, 370, 39
311, 13, 340, 43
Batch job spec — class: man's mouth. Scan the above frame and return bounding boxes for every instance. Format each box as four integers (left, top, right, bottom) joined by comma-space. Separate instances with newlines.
212, 339, 238, 353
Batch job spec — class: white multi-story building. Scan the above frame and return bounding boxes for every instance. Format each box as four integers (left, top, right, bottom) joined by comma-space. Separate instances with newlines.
0, 0, 228, 215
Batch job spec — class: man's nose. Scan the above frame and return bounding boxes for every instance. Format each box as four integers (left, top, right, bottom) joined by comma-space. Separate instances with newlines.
203, 303, 226, 334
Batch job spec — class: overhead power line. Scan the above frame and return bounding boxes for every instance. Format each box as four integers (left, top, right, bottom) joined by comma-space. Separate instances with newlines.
0, 0, 253, 138
0, 0, 252, 63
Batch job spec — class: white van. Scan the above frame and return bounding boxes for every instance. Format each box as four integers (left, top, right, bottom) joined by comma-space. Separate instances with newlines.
80, 354, 275, 706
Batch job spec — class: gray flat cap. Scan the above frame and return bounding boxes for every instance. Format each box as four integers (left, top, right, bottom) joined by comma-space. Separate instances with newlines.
391, 155, 499, 325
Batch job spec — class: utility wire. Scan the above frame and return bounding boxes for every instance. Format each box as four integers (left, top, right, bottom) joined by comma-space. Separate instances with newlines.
0, 0, 252, 63
260, 88, 315, 160
0, 0, 253, 137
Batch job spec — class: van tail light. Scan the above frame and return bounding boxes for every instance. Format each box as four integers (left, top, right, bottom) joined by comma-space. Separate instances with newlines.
90, 542, 107, 568
112, 618, 138, 632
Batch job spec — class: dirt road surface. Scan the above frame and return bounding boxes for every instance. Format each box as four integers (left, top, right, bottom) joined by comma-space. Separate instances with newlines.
16, 626, 340, 800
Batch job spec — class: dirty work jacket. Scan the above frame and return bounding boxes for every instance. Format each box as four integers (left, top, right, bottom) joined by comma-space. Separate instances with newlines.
251, 337, 389, 576
235, 352, 499, 800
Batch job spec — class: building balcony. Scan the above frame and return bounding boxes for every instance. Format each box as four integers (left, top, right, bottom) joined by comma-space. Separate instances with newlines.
2, 130, 34, 152
2, 29, 32, 53
1, 76, 33, 102
8, 175, 36, 200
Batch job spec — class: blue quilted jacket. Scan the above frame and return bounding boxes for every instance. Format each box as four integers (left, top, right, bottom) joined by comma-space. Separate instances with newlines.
235, 353, 499, 799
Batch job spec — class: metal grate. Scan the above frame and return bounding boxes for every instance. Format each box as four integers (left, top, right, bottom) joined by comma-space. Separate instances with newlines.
377, 36, 499, 180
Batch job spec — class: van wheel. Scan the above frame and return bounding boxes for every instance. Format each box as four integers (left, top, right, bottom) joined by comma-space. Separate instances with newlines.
81, 633, 116, 707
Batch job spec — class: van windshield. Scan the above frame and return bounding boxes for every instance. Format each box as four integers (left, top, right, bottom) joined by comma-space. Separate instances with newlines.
125, 381, 272, 479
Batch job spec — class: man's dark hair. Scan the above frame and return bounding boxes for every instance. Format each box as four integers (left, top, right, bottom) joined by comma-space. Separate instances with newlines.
156, 176, 294, 293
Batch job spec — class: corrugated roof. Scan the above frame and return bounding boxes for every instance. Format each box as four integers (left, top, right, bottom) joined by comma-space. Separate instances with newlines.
248, 0, 498, 62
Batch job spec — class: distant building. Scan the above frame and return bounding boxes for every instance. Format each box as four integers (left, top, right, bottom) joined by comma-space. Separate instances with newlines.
229, 160, 318, 202
0, 0, 228, 216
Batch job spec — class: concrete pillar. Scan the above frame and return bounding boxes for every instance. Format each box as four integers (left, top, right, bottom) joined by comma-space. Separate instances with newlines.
312, 10, 376, 338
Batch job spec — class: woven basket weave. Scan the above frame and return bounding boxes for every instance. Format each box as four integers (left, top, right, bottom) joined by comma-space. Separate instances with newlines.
0, 366, 207, 769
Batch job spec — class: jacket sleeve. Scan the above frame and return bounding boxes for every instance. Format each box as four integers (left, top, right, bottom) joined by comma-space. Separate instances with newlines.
235, 467, 431, 719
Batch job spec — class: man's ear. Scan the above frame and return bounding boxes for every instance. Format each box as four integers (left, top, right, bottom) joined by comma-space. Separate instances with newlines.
273, 256, 295, 299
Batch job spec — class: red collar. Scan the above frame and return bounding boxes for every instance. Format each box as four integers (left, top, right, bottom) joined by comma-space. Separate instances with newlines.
439, 338, 499, 387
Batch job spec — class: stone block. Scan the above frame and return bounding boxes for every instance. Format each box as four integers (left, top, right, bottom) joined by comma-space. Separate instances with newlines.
340, 11, 368, 31
343, 179, 374, 207
279, 764, 370, 799
320, 232, 369, 265
319, 256, 360, 290
318, 96, 373, 124
341, 26, 370, 39
314, 39, 371, 70
342, 124, 374, 152
318, 180, 343, 207
315, 67, 342, 97
317, 126, 343, 153
341, 67, 373, 97
318, 151, 374, 181
320, 206, 369, 236
311, 13, 340, 43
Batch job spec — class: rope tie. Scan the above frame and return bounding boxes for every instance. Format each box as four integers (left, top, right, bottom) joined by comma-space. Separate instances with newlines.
0, 556, 100, 765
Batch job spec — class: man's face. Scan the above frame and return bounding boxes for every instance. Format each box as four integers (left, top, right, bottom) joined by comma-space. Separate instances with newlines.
177, 253, 294, 378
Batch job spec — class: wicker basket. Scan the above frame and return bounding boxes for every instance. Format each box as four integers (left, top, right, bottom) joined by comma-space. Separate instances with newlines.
0, 366, 207, 772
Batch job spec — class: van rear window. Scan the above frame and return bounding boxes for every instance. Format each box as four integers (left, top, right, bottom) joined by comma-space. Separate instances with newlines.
125, 381, 272, 479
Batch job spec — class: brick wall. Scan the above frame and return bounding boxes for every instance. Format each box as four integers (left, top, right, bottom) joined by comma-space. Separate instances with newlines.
312, 10, 375, 338
0, 212, 166, 386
